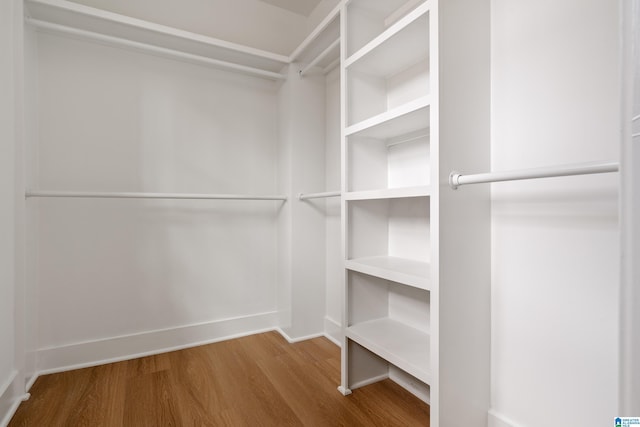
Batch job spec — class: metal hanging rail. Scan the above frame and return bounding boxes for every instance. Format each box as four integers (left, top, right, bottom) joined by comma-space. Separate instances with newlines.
449, 161, 619, 190
298, 191, 341, 200
26, 190, 288, 201
27, 19, 286, 81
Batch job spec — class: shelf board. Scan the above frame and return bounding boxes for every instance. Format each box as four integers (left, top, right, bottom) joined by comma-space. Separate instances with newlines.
346, 96, 430, 138
345, 1, 429, 78
290, 3, 341, 65
345, 256, 430, 290
25, 0, 289, 73
344, 186, 430, 201
347, 318, 431, 384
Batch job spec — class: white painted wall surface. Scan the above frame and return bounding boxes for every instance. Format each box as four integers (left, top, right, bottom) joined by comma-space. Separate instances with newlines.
491, 0, 620, 426
34, 33, 280, 364
621, 0, 640, 414
324, 66, 342, 342
68, 0, 308, 55
0, 0, 17, 400
276, 65, 326, 340
23, 23, 39, 387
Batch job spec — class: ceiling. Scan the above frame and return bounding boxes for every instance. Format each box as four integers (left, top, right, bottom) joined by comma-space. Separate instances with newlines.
257, 0, 323, 16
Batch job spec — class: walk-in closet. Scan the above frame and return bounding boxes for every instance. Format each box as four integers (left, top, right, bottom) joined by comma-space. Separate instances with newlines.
1, 0, 637, 426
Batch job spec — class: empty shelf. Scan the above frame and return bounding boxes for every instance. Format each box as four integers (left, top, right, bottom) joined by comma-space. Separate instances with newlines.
346, 256, 430, 290
347, 317, 431, 384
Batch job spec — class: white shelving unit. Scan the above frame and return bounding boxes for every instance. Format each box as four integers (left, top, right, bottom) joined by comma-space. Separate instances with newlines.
341, 0, 491, 424
340, 0, 433, 407
345, 256, 430, 290
346, 318, 431, 383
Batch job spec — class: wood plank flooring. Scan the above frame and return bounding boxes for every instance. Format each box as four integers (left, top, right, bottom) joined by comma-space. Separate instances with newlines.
9, 331, 430, 426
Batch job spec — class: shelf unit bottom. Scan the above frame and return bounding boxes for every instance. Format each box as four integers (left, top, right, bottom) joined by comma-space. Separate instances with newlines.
346, 317, 431, 385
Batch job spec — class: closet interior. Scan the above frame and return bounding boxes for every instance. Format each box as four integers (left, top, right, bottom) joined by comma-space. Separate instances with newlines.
15, 0, 491, 425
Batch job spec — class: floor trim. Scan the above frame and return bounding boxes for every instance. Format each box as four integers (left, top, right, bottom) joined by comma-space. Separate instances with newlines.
37, 311, 279, 375
488, 408, 523, 427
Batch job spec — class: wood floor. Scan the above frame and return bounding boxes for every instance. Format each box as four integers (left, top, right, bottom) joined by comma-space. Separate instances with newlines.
9, 331, 429, 426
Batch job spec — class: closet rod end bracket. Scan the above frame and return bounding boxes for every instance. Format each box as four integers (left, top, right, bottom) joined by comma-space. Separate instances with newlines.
449, 171, 461, 190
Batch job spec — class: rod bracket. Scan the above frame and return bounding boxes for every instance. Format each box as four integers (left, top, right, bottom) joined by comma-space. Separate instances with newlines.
449, 171, 461, 190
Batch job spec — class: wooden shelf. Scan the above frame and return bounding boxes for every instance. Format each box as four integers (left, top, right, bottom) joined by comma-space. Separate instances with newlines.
347, 318, 431, 384
25, 0, 289, 74
344, 186, 430, 201
346, 96, 430, 138
345, 2, 429, 78
345, 256, 430, 290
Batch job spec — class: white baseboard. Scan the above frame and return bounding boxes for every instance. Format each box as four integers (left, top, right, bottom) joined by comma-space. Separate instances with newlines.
25, 373, 37, 393
488, 409, 523, 427
275, 327, 325, 344
37, 311, 279, 375
323, 316, 342, 347
0, 370, 28, 427
0, 371, 17, 401
350, 373, 389, 390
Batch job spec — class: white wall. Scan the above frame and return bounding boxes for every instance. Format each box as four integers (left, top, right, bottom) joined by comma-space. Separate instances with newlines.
33, 32, 281, 370
621, 0, 640, 414
324, 66, 342, 342
276, 65, 327, 340
0, 0, 17, 402
1, 0, 27, 424
490, 0, 620, 426
67, 0, 308, 56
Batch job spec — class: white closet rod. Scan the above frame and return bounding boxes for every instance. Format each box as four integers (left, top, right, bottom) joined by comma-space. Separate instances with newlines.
26, 190, 288, 201
27, 19, 286, 81
299, 39, 340, 76
632, 114, 640, 122
449, 161, 619, 189
298, 191, 341, 200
